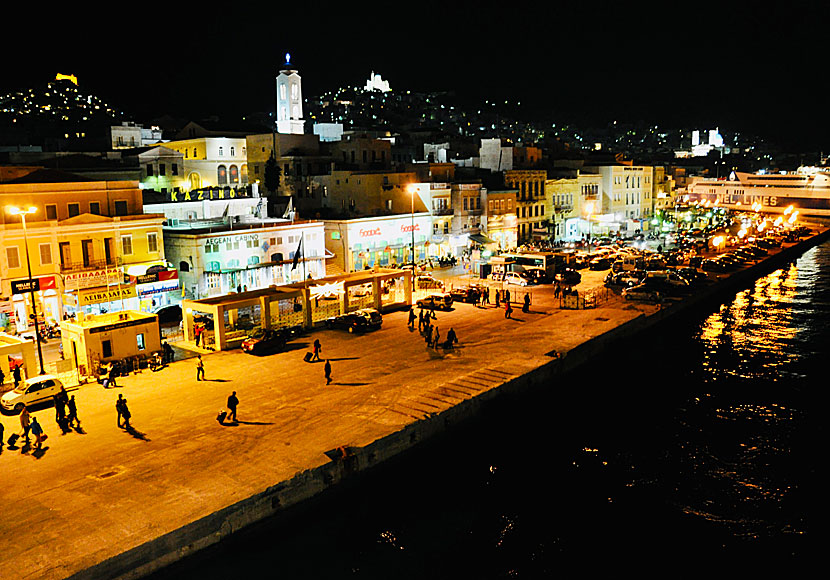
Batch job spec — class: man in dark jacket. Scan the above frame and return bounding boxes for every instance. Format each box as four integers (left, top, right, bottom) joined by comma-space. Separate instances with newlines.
227, 391, 239, 422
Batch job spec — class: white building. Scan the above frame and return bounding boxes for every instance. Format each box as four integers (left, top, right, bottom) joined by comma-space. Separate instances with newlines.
111, 122, 165, 149
364, 71, 391, 92
164, 219, 326, 299
583, 165, 654, 235
479, 138, 512, 172
153, 137, 248, 192
276, 54, 305, 135
313, 123, 344, 142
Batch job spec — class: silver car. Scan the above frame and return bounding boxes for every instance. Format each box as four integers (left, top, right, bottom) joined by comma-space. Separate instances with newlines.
621, 284, 661, 303
1, 375, 65, 413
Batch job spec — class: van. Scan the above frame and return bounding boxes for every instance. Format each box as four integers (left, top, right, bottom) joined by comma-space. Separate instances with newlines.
611, 255, 644, 273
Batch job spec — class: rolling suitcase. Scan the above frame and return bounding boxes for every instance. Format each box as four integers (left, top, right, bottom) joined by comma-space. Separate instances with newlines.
7, 433, 20, 446
303, 351, 313, 362
216, 410, 227, 424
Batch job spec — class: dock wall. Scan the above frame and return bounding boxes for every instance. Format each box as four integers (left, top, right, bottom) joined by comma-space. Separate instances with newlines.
71, 228, 830, 580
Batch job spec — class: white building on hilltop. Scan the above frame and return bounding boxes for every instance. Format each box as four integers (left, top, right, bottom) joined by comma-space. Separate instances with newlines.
364, 71, 391, 92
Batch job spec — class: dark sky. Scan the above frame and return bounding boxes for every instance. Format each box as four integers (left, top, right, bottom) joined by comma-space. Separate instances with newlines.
3, 1, 828, 150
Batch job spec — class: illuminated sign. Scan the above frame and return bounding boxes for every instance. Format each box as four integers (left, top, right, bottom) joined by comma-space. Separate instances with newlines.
309, 281, 344, 300
359, 228, 382, 237
78, 285, 137, 306
169, 189, 250, 202
64, 269, 124, 291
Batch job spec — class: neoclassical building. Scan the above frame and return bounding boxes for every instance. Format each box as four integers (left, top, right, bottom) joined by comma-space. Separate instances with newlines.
152, 137, 248, 193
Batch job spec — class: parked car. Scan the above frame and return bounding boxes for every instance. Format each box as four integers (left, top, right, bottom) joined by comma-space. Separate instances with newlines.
674, 267, 708, 286
605, 270, 646, 287
325, 308, 383, 333
554, 268, 582, 286
241, 328, 288, 355
416, 293, 454, 311
521, 267, 551, 284
154, 305, 182, 325
415, 275, 444, 290
622, 284, 662, 302
449, 285, 482, 304
503, 272, 530, 286
1, 375, 65, 413
588, 256, 612, 271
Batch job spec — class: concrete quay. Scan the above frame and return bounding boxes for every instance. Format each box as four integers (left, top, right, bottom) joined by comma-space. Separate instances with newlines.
1, 226, 827, 580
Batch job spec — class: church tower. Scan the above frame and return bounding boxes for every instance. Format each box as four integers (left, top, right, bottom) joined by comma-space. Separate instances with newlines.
275, 53, 305, 135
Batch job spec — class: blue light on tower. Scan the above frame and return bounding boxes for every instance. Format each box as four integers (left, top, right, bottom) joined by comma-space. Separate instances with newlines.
285, 53, 291, 65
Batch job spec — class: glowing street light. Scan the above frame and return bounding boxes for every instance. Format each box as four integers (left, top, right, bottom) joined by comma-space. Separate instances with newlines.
6, 206, 46, 375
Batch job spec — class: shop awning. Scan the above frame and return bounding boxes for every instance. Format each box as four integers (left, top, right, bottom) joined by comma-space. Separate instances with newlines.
469, 234, 496, 245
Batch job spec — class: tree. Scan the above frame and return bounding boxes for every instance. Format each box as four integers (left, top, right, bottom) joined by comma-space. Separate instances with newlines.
264, 152, 281, 194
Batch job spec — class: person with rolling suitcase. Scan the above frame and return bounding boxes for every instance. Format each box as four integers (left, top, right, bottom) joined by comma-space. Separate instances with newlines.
216, 409, 228, 425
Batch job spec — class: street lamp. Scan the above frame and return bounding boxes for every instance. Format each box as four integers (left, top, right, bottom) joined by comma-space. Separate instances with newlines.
7, 206, 46, 375
408, 185, 416, 266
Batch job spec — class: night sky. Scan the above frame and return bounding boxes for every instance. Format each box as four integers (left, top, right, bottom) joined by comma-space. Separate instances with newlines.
3, 1, 828, 150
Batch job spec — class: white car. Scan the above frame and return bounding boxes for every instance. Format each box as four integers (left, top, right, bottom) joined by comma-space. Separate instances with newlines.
503, 272, 529, 286
1, 375, 65, 413
622, 284, 662, 303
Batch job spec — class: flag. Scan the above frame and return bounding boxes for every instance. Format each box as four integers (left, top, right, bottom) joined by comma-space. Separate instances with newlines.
291, 236, 303, 271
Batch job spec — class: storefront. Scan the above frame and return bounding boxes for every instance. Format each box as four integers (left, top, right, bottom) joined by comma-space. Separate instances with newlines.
7, 275, 61, 333
324, 213, 432, 273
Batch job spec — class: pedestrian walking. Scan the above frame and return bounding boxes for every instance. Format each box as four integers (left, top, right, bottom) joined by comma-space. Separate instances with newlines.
312, 338, 322, 361
194, 322, 204, 347
418, 309, 426, 333
485, 287, 490, 305
226, 391, 239, 422
120, 398, 132, 429
107, 363, 119, 389
19, 405, 31, 444
196, 355, 205, 381
505, 301, 513, 319
431, 326, 440, 349
30, 417, 45, 450
324, 360, 332, 385
0, 367, 5, 387
495, 291, 500, 308
162, 341, 174, 364
446, 327, 458, 349
408, 307, 417, 329
424, 321, 432, 345
12, 365, 22, 389
505, 289, 511, 304
54, 394, 67, 431
66, 395, 80, 428
523, 293, 531, 313
116, 394, 126, 428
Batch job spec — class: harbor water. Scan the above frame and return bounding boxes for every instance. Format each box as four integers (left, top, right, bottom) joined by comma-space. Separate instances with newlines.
149, 242, 822, 578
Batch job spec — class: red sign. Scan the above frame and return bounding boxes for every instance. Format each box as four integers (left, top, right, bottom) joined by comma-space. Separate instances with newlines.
401, 224, 420, 233
359, 228, 382, 237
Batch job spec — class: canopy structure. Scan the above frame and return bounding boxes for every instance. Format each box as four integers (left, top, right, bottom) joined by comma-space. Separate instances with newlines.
469, 233, 496, 244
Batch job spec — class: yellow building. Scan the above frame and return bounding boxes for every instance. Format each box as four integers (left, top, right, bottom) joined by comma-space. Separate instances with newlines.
0, 171, 168, 332
154, 137, 248, 191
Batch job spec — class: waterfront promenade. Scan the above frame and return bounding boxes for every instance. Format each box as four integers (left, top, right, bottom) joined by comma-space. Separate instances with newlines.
0, 228, 825, 580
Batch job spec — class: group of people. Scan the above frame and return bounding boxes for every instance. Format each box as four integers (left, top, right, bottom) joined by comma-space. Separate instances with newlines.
0, 364, 24, 390
1, 405, 46, 451
411, 307, 458, 350
53, 386, 80, 433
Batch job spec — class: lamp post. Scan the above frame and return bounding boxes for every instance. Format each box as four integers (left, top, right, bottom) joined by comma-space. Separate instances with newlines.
408, 185, 417, 293
7, 206, 46, 375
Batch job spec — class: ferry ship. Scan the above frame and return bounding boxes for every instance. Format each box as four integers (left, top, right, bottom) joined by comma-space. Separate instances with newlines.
686, 167, 830, 218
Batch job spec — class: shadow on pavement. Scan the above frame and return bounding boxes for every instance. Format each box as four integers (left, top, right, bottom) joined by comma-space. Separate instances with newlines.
125, 426, 151, 441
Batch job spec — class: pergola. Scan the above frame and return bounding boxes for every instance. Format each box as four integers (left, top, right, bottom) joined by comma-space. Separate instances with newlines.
181, 268, 412, 351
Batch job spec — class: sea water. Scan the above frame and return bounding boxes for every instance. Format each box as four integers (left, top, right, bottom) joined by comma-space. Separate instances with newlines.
149, 241, 823, 578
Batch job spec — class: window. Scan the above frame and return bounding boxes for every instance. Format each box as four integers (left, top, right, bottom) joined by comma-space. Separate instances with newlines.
136, 333, 146, 351
219, 147, 224, 156
230, 147, 235, 156
68, 203, 80, 217
89, 201, 100, 215
114, 200, 128, 216
172, 163, 179, 176
147, 232, 158, 253
6, 247, 20, 269
218, 165, 227, 186
159, 163, 166, 176
46, 204, 57, 220
121, 235, 133, 255
146, 164, 154, 177
39, 244, 52, 265
179, 260, 190, 272
102, 340, 112, 358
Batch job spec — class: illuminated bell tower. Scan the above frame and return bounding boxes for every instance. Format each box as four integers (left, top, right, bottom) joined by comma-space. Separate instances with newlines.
276, 53, 305, 135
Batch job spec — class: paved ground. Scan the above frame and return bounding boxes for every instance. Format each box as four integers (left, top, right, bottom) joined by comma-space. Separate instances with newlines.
0, 231, 816, 580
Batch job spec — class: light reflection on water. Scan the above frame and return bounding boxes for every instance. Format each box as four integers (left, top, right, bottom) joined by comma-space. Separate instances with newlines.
148, 242, 825, 578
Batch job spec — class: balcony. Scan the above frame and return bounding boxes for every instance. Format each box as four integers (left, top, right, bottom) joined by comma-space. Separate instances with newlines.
432, 207, 454, 216
60, 258, 120, 273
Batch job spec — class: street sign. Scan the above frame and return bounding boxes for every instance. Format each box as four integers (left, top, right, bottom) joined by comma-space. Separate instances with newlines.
11, 279, 39, 293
